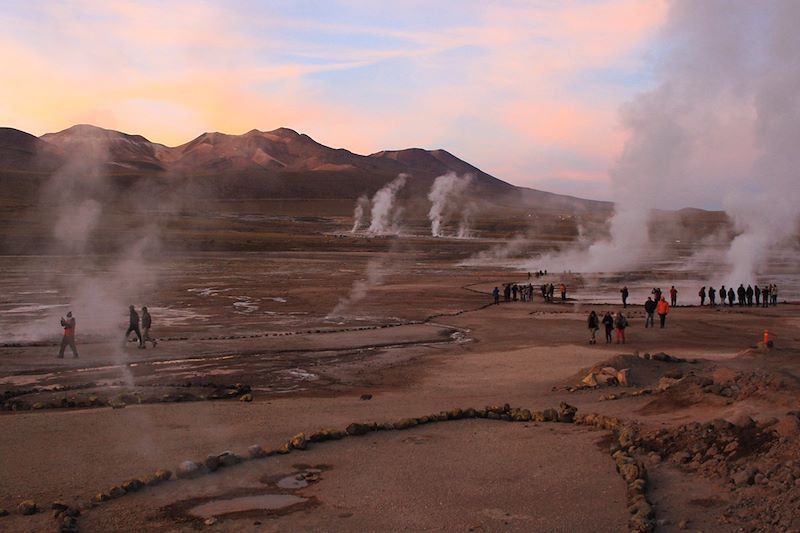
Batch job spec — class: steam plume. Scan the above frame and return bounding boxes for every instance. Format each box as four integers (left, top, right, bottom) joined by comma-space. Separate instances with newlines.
367, 174, 407, 235
427, 172, 473, 237
328, 256, 388, 317
351, 195, 370, 233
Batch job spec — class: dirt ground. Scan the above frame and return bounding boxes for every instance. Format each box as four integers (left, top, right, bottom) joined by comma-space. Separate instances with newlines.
1, 249, 799, 532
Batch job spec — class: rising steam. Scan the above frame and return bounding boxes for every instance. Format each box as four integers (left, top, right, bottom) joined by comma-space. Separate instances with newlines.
328, 256, 388, 317
523, 1, 800, 280
427, 172, 473, 237
351, 195, 370, 233
367, 174, 407, 235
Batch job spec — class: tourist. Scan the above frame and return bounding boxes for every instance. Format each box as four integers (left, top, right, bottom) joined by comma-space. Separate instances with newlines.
620, 286, 629, 308
698, 286, 706, 306
644, 297, 656, 328
560, 283, 567, 302
754, 284, 761, 306
746, 285, 754, 306
125, 305, 144, 348
57, 311, 78, 359
737, 284, 746, 307
720, 285, 727, 305
669, 286, 678, 306
761, 285, 769, 307
657, 296, 670, 328
727, 287, 735, 307
602, 312, 614, 343
614, 312, 628, 344
492, 286, 500, 305
771, 284, 778, 306
141, 306, 157, 348
709, 286, 716, 306
587, 311, 599, 344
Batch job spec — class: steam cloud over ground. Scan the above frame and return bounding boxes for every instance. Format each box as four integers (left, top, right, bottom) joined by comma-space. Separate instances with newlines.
427, 172, 473, 238
523, 1, 800, 282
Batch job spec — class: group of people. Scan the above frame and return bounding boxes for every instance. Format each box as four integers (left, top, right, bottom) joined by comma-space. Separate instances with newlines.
587, 311, 630, 344
698, 284, 779, 307
620, 286, 677, 307
491, 282, 567, 305
56, 305, 157, 358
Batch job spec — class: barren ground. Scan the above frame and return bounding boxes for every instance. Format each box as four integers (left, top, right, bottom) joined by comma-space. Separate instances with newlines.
1, 245, 799, 533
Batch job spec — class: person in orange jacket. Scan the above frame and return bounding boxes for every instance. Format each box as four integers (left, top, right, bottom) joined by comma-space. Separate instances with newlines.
656, 296, 670, 328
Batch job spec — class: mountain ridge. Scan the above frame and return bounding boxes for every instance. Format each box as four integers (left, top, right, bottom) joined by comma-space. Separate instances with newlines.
0, 124, 610, 211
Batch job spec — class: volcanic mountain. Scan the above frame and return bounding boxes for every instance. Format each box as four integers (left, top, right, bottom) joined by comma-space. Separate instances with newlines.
0, 124, 609, 211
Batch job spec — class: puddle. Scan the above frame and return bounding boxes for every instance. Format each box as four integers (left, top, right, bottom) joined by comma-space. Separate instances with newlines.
277, 474, 308, 489
266, 297, 287, 303
188, 494, 307, 519
284, 368, 318, 381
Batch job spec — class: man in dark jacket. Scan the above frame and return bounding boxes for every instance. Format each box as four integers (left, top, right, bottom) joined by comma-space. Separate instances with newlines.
125, 305, 144, 348
709, 286, 716, 306
745, 285, 754, 306
644, 297, 656, 328
602, 312, 614, 343
720, 285, 727, 305
754, 284, 761, 306
698, 286, 706, 306
620, 286, 629, 308
727, 287, 735, 307
737, 284, 746, 306
141, 306, 157, 348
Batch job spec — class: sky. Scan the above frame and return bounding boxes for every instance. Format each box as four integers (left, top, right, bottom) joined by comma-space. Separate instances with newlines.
0, 0, 670, 200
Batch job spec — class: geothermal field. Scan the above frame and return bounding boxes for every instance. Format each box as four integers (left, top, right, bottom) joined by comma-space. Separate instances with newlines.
1, 185, 799, 533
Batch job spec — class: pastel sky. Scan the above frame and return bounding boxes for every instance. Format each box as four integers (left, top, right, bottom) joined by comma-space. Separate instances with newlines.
0, 0, 669, 200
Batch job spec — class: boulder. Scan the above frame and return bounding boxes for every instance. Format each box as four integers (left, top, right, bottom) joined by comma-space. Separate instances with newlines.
92, 492, 110, 503
176, 460, 202, 479
359, 394, 373, 400
290, 433, 308, 450
346, 423, 371, 436
218, 451, 242, 466
557, 402, 577, 423
108, 486, 126, 498
248, 444, 266, 458
239, 393, 253, 402
581, 373, 598, 387
18, 500, 37, 515
774, 416, 800, 438
394, 418, 418, 430
204, 455, 221, 472
542, 408, 559, 422
121, 479, 144, 493
616, 369, 630, 387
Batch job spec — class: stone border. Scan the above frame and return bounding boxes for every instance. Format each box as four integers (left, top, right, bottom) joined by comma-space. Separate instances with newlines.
4, 402, 655, 533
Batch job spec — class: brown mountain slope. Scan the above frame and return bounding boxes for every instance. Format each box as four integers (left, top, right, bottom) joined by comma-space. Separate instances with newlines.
0, 124, 611, 211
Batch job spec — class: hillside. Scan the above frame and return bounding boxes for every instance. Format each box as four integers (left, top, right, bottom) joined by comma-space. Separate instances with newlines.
0, 124, 610, 211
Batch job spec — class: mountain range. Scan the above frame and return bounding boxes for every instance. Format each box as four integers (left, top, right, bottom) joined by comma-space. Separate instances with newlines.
0, 124, 609, 211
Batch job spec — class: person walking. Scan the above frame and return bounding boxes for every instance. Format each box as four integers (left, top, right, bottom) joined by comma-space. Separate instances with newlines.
125, 305, 144, 348
620, 286, 629, 308
709, 286, 716, 306
141, 306, 157, 348
644, 297, 656, 328
656, 296, 670, 328
57, 311, 78, 358
492, 286, 500, 305
602, 312, 614, 343
614, 312, 628, 344
698, 286, 706, 306
587, 311, 599, 344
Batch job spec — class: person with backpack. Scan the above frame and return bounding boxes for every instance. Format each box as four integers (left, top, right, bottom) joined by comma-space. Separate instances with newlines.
614, 312, 628, 344
643, 297, 656, 328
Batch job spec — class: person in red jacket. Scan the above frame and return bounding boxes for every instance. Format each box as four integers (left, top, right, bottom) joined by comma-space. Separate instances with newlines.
57, 311, 78, 358
656, 297, 670, 328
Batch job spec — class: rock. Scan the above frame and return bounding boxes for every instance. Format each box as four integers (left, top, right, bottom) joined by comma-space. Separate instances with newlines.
18, 500, 37, 515
0, 508, 7, 517
617, 368, 630, 387
448, 408, 464, 419
557, 402, 577, 423
218, 451, 242, 466
176, 460, 202, 479
121, 479, 144, 492
248, 444, 266, 458
542, 408, 559, 422
92, 492, 110, 503
204, 454, 221, 472
617, 424, 638, 449
277, 442, 291, 454
619, 462, 641, 483
108, 486, 126, 498
360, 394, 372, 401
757, 417, 779, 430
239, 393, 253, 402
204, 517, 218, 526
463, 407, 477, 418
581, 373, 598, 387
346, 423, 372, 436
51, 501, 69, 512
154, 469, 172, 482
775, 416, 800, 438
678, 519, 689, 530
731, 468, 755, 486
290, 433, 308, 450
729, 413, 755, 428
394, 418, 417, 429
656, 377, 680, 391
